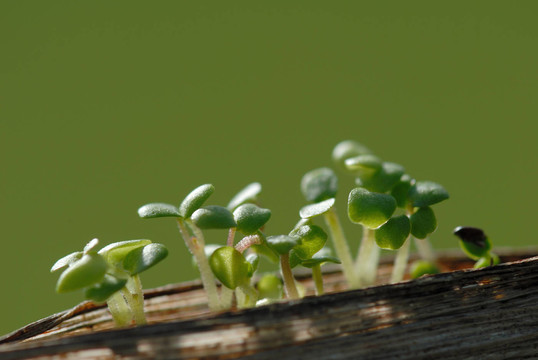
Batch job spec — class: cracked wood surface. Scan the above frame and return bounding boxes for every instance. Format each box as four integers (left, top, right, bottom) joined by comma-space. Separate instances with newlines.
1, 250, 538, 359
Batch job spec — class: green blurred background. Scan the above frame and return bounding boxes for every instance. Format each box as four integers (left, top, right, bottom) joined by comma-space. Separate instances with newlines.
1, 1, 536, 335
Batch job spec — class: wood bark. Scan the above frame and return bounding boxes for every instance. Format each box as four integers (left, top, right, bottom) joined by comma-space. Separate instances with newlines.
1, 250, 538, 359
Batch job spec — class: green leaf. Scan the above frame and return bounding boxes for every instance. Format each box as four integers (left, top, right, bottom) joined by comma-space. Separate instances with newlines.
289, 225, 327, 267
209, 246, 251, 289
85, 275, 127, 303
256, 273, 283, 300
344, 154, 382, 173
374, 215, 411, 250
357, 162, 405, 193
56, 253, 108, 293
409, 181, 449, 207
137, 203, 180, 219
191, 205, 237, 229
51, 251, 83, 272
83, 238, 100, 254
251, 243, 279, 264
301, 167, 338, 203
454, 226, 492, 260
179, 184, 215, 218
410, 260, 440, 279
348, 187, 397, 229
123, 243, 168, 275
99, 239, 152, 266
245, 253, 259, 277
299, 198, 335, 219
332, 140, 372, 170
391, 174, 413, 208
300, 255, 341, 268
410, 206, 437, 239
266, 235, 301, 255
227, 182, 262, 211
474, 253, 500, 268
233, 204, 271, 235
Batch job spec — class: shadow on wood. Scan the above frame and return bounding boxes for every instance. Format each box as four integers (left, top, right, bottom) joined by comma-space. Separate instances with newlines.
1, 250, 538, 359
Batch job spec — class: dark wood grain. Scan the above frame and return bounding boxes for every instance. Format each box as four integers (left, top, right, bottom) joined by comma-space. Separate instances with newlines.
2, 250, 538, 359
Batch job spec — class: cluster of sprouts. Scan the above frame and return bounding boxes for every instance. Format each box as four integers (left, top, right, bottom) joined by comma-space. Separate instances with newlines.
51, 140, 499, 327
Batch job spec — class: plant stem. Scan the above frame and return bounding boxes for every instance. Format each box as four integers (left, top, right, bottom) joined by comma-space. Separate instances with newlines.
355, 227, 379, 287
106, 291, 132, 327
235, 234, 262, 253
177, 218, 221, 311
390, 236, 411, 283
414, 237, 437, 263
280, 253, 300, 299
123, 276, 146, 325
312, 264, 324, 295
219, 286, 234, 310
227, 227, 236, 247
323, 207, 360, 289
237, 284, 258, 308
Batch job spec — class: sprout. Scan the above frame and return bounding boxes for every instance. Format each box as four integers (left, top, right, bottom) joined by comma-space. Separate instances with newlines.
453, 226, 500, 269
409, 260, 440, 279
300, 168, 360, 289
266, 235, 301, 299
138, 184, 223, 311
51, 238, 168, 327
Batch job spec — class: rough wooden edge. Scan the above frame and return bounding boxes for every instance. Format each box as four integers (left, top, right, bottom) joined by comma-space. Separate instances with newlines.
1, 252, 538, 359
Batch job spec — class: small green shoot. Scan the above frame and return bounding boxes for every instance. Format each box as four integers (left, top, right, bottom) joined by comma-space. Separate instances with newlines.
453, 226, 500, 268
51, 238, 168, 327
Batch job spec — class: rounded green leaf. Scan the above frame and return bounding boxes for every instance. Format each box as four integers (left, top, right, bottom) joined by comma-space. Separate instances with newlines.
245, 253, 259, 277
410, 206, 437, 239
123, 243, 169, 275
474, 253, 500, 268
56, 253, 108, 293
251, 243, 279, 264
227, 182, 262, 211
332, 140, 372, 170
357, 162, 405, 193
391, 174, 414, 208
191, 205, 237, 229
374, 215, 410, 250
209, 246, 251, 289
409, 181, 449, 207
289, 225, 328, 267
348, 187, 397, 228
301, 167, 338, 203
99, 239, 152, 266
344, 154, 382, 173
410, 260, 440, 279
300, 255, 341, 268
85, 275, 127, 303
179, 184, 215, 218
138, 203, 180, 219
266, 235, 300, 255
233, 204, 271, 235
256, 274, 283, 300
51, 251, 83, 273
299, 198, 335, 219
454, 226, 491, 260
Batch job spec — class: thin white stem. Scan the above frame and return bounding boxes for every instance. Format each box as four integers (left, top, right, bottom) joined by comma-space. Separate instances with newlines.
323, 207, 360, 289
414, 237, 437, 263
178, 218, 221, 311
235, 235, 262, 254
355, 227, 379, 287
106, 291, 132, 327
312, 264, 324, 295
124, 276, 146, 325
280, 253, 299, 299
390, 236, 412, 283
219, 286, 234, 310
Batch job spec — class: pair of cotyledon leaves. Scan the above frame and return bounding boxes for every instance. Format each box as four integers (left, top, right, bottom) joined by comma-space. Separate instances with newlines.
138, 183, 270, 235
301, 162, 448, 251
51, 239, 168, 302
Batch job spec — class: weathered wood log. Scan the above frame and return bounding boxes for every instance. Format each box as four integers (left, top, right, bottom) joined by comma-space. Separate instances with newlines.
2, 250, 538, 359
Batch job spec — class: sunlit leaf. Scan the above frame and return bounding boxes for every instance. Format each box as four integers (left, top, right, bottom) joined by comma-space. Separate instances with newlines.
123, 243, 169, 275
179, 184, 215, 218
332, 140, 372, 171
409, 181, 449, 207
233, 203, 271, 235
289, 225, 327, 267
299, 198, 335, 219
266, 235, 301, 255
301, 167, 338, 203
227, 182, 262, 211
51, 251, 83, 273
137, 203, 180, 218
209, 246, 251, 289
56, 253, 108, 293
99, 239, 152, 266
348, 187, 396, 229
191, 205, 237, 229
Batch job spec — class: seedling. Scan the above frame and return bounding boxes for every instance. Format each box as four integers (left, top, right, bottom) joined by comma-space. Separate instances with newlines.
51, 238, 168, 327
453, 226, 500, 268
300, 168, 360, 288
138, 184, 227, 311
409, 260, 440, 279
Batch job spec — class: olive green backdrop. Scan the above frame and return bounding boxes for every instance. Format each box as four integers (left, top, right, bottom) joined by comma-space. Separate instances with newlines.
1, 1, 536, 335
